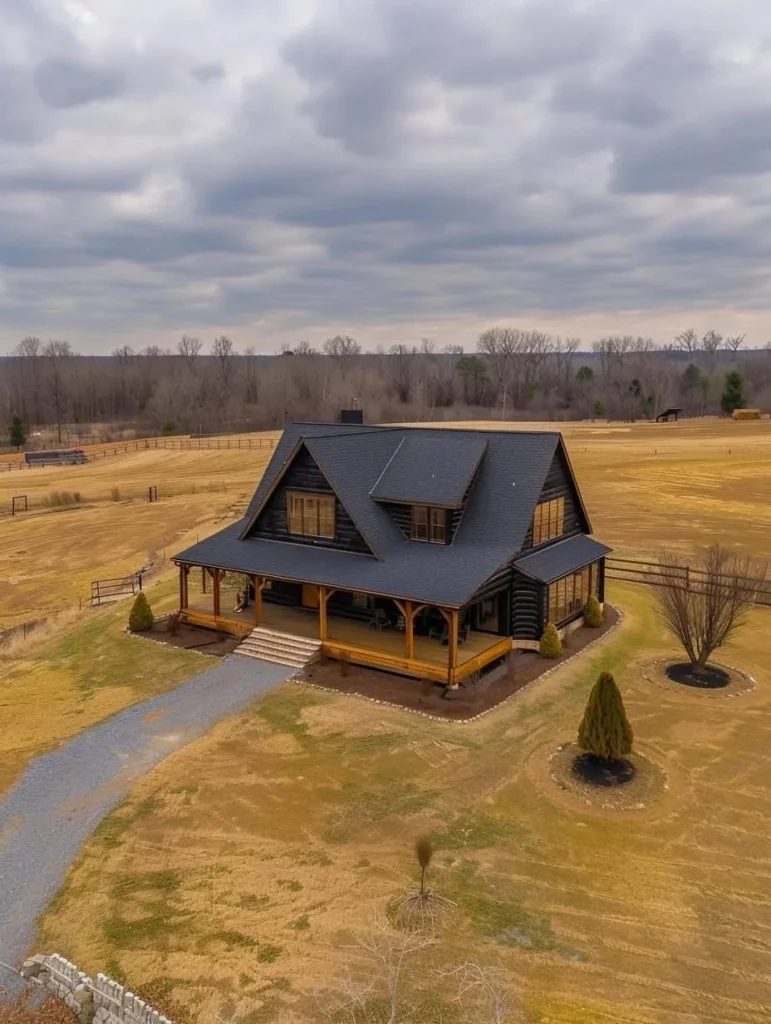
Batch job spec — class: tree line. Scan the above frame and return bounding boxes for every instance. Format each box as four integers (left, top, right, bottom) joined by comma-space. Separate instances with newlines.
1, 329, 768, 446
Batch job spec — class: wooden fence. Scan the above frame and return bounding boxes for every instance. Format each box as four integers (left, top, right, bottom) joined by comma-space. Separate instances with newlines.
606, 556, 771, 608
0, 434, 277, 471
91, 573, 143, 607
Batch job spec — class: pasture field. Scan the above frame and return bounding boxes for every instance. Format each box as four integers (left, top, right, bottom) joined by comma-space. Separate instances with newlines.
0, 439, 277, 631
39, 583, 771, 1024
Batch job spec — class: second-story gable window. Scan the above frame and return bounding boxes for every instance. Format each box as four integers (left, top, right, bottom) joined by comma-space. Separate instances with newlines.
410, 505, 446, 544
287, 492, 335, 539
533, 497, 565, 545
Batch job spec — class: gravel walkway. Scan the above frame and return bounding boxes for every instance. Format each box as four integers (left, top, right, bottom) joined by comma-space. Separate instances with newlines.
0, 655, 290, 967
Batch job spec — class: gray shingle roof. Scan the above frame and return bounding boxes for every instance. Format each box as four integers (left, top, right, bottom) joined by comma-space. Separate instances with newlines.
174, 422, 604, 607
514, 535, 611, 584
369, 433, 487, 508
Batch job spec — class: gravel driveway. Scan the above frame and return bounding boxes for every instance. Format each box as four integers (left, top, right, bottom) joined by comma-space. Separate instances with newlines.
0, 655, 290, 966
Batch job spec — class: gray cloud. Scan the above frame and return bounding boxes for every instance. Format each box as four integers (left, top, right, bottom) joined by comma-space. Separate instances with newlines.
34, 57, 124, 108
3, 0, 771, 351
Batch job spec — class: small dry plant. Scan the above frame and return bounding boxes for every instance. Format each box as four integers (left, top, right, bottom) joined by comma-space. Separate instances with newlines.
394, 836, 455, 930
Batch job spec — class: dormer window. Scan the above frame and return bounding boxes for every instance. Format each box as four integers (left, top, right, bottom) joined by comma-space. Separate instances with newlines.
287, 492, 335, 539
410, 505, 446, 543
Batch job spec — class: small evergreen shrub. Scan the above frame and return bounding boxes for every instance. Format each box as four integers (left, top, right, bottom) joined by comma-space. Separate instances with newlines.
129, 592, 154, 632
583, 595, 604, 628
166, 611, 181, 636
578, 672, 633, 761
539, 622, 563, 658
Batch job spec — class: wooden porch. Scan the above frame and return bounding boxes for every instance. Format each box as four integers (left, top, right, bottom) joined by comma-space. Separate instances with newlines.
176, 565, 512, 686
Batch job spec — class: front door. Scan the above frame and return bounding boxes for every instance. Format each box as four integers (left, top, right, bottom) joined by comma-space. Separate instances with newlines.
302, 583, 319, 609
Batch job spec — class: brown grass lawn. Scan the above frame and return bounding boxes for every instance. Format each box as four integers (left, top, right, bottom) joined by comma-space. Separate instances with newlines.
0, 579, 215, 798
39, 583, 771, 1024
0, 441, 277, 630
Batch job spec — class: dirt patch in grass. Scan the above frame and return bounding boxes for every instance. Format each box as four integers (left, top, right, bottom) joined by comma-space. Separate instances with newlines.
135, 619, 241, 657
302, 605, 620, 720
641, 657, 754, 698
546, 742, 668, 813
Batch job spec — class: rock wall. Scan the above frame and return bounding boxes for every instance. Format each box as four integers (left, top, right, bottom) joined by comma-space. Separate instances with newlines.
20, 954, 172, 1024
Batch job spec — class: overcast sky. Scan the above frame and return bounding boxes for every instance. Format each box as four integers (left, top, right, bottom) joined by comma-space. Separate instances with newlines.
2, 0, 771, 354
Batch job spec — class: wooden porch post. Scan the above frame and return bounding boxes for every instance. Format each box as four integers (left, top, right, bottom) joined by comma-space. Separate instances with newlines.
253, 575, 263, 626
212, 568, 221, 618
201, 566, 207, 594
178, 564, 188, 610
182, 565, 189, 610
318, 586, 328, 641
440, 608, 459, 688
395, 599, 417, 661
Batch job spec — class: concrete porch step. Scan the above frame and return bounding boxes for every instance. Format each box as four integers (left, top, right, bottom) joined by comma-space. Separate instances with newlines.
235, 626, 322, 669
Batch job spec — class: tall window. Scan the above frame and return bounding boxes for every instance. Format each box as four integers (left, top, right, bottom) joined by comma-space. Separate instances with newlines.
410, 505, 446, 543
533, 497, 565, 545
548, 564, 594, 623
287, 492, 335, 539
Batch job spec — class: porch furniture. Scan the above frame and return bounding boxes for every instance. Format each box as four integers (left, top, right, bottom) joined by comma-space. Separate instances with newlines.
369, 608, 392, 631
428, 623, 448, 644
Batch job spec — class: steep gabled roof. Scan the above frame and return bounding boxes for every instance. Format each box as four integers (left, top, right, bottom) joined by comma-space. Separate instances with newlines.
175, 423, 590, 607
369, 433, 487, 508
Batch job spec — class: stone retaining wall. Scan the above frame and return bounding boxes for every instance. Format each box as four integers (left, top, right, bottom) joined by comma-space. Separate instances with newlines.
20, 954, 172, 1024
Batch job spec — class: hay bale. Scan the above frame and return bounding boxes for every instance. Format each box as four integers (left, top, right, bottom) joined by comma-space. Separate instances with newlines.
731, 408, 762, 420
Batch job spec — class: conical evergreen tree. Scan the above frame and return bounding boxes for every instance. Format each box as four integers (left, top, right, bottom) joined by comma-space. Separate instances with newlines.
539, 622, 563, 658
577, 672, 633, 761
583, 595, 603, 628
128, 592, 154, 632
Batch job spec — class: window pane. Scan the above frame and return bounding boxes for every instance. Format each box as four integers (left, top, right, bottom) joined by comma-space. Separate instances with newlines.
411, 505, 428, 541
430, 508, 445, 543
318, 497, 335, 538
288, 494, 303, 534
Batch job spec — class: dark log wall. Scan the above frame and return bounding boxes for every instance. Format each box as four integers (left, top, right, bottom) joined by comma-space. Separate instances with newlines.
511, 571, 544, 640
249, 445, 371, 554
522, 446, 588, 550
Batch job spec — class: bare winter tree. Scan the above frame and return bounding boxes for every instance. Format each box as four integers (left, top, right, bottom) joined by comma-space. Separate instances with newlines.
652, 545, 767, 673
702, 329, 723, 374
177, 335, 202, 371
674, 328, 699, 356
323, 334, 361, 361
725, 334, 746, 360
316, 916, 436, 1024
477, 327, 521, 407
441, 961, 517, 1023
42, 340, 72, 443
212, 335, 235, 418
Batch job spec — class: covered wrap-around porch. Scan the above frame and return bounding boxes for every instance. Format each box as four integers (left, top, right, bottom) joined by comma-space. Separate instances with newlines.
175, 564, 512, 687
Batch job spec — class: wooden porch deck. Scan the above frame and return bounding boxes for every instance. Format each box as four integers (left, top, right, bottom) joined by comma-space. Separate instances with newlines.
182, 596, 512, 684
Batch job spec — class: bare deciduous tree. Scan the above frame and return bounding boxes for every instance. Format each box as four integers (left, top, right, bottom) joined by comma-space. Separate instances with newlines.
177, 335, 202, 371
441, 961, 517, 1023
725, 334, 746, 360
674, 328, 699, 355
323, 334, 361, 360
652, 545, 767, 672
478, 327, 522, 405
42, 340, 72, 443
316, 917, 436, 1024
212, 335, 236, 417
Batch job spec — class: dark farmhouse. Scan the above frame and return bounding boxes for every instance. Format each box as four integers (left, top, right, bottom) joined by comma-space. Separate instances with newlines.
173, 423, 610, 684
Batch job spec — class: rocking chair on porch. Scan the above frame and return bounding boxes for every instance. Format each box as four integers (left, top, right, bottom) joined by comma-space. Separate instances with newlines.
369, 608, 392, 631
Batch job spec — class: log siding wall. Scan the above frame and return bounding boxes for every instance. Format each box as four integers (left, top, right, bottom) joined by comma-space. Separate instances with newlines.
249, 445, 371, 553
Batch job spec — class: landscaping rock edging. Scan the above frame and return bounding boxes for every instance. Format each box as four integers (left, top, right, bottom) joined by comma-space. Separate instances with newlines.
20, 953, 172, 1024
292, 607, 625, 725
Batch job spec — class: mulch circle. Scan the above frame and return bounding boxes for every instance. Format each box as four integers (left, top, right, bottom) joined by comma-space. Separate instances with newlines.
641, 658, 754, 699
545, 742, 668, 813
665, 662, 730, 689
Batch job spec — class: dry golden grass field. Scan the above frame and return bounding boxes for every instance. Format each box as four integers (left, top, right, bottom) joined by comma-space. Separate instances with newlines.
3, 417, 771, 1023
39, 584, 771, 1024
